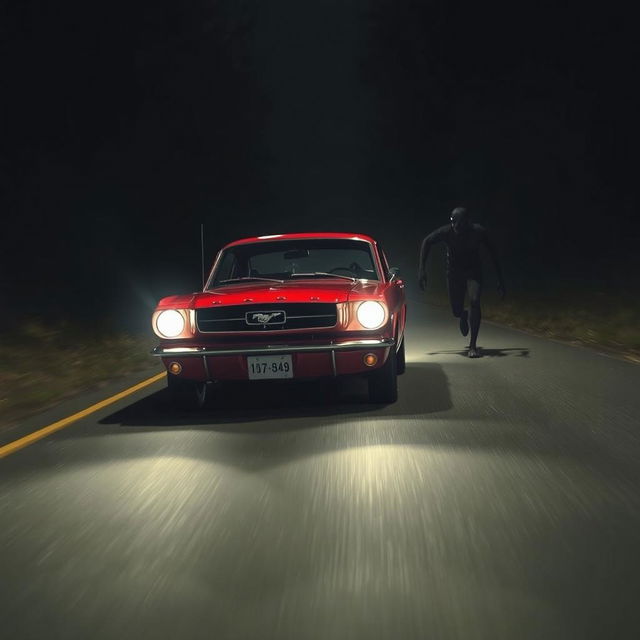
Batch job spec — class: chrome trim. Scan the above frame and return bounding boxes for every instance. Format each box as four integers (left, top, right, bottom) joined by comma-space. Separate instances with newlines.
287, 314, 336, 319
198, 314, 335, 323
197, 322, 338, 334
330, 350, 337, 376
152, 338, 395, 357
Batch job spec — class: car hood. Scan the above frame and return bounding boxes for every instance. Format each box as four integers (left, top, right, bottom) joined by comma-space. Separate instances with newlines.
157, 279, 386, 309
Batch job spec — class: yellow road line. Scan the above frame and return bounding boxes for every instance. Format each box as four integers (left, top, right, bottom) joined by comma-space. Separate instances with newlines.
0, 371, 166, 459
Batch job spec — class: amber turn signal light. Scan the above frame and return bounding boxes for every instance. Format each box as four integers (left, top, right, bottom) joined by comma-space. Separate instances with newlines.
363, 353, 378, 367
168, 362, 182, 375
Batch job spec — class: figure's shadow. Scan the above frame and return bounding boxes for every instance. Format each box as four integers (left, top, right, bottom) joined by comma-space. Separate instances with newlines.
426, 347, 530, 358
98, 362, 453, 431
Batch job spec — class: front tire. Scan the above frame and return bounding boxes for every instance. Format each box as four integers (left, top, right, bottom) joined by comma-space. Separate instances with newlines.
396, 336, 406, 375
368, 347, 398, 404
167, 373, 207, 410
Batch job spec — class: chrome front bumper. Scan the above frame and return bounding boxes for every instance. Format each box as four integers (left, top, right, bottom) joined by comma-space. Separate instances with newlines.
151, 338, 395, 357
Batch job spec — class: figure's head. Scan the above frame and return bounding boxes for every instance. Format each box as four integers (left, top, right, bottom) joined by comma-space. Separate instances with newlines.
450, 207, 470, 234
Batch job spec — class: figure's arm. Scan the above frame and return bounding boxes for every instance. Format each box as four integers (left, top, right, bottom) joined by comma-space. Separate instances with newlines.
417, 227, 444, 287
481, 229, 506, 298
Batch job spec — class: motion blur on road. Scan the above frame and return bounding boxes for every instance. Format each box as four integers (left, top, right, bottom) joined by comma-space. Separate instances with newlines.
2, 281, 639, 639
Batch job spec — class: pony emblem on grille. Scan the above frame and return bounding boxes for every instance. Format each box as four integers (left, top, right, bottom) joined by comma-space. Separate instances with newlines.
246, 311, 286, 326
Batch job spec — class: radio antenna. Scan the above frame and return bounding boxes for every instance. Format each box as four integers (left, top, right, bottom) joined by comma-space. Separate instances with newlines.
200, 223, 205, 290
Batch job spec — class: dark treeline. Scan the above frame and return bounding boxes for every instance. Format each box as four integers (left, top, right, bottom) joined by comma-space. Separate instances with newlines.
1, 1, 638, 331
361, 0, 639, 289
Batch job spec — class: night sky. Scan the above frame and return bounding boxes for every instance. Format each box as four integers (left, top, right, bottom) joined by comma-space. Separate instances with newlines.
2, 0, 638, 329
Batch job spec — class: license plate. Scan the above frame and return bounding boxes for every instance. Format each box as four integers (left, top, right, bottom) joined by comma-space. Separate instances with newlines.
247, 355, 293, 380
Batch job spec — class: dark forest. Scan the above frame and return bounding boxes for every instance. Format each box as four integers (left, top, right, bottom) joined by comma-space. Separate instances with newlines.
2, 0, 638, 328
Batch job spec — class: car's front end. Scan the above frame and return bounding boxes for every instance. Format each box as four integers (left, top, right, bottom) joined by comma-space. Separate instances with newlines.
151, 233, 406, 405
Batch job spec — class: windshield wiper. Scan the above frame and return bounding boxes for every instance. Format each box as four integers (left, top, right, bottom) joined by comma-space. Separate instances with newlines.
217, 277, 285, 285
290, 272, 356, 282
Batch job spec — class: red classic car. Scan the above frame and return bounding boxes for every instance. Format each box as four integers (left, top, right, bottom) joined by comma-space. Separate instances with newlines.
151, 232, 406, 407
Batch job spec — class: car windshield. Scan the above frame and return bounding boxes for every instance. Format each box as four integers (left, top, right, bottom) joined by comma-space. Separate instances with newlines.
208, 239, 379, 288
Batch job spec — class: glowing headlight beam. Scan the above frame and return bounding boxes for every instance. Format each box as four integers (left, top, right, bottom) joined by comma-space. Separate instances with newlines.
356, 301, 386, 329
156, 310, 185, 338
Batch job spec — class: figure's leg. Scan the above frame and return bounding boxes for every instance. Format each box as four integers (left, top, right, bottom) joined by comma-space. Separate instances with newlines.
447, 272, 466, 319
447, 272, 469, 339
459, 308, 469, 337
466, 278, 482, 357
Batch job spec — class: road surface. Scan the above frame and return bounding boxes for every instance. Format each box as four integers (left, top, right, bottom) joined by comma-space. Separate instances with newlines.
1, 297, 639, 639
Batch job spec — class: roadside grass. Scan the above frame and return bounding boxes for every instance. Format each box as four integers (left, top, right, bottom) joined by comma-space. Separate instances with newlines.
0, 320, 159, 428
427, 285, 640, 361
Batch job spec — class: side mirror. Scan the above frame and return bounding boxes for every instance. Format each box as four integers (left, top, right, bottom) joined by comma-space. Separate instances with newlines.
388, 267, 400, 282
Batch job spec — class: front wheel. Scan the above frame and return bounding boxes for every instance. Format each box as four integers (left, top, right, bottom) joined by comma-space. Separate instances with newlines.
167, 374, 208, 410
367, 348, 398, 404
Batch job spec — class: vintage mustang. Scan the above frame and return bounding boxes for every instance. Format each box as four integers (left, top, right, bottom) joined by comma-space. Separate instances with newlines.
151, 232, 407, 407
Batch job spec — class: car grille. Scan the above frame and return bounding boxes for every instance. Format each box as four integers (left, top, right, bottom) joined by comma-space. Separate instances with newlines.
196, 303, 338, 333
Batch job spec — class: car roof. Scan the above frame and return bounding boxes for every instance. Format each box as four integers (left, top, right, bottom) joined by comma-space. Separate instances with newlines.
223, 232, 378, 249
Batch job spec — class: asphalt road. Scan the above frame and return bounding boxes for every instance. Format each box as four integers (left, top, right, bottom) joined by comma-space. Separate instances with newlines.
1, 296, 640, 640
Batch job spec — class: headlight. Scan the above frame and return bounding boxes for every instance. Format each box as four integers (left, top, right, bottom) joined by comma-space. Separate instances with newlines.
156, 310, 185, 338
356, 301, 386, 329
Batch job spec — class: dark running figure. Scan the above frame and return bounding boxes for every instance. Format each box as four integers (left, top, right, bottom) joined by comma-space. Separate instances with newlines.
418, 207, 506, 358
